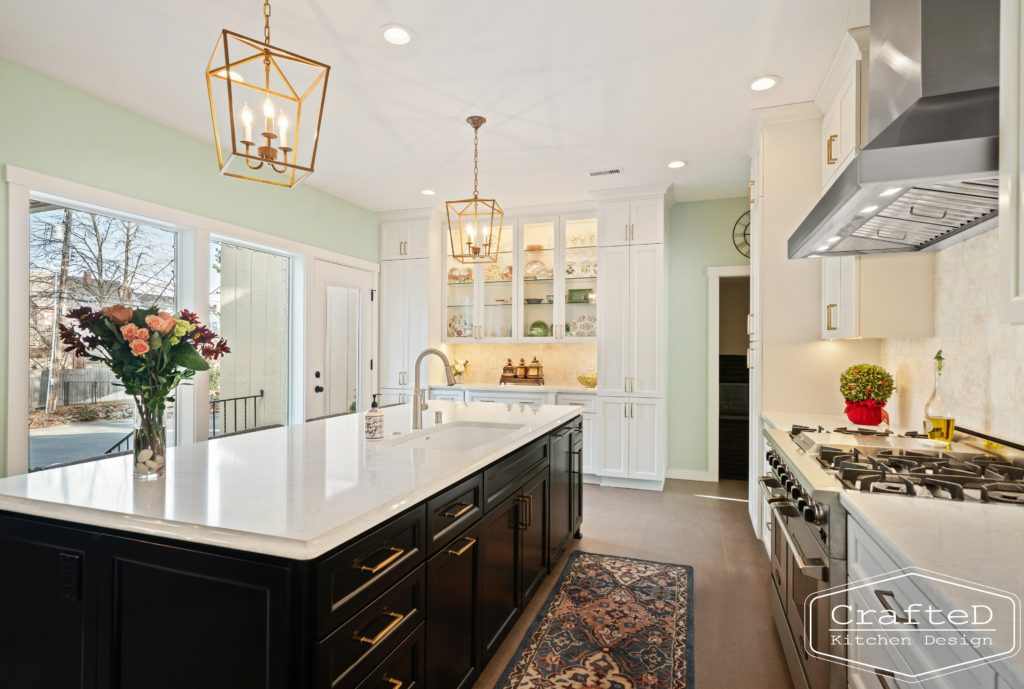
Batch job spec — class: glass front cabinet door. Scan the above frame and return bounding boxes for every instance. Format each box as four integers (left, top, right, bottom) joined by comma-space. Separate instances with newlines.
444, 217, 516, 342
445, 244, 478, 341
561, 216, 598, 341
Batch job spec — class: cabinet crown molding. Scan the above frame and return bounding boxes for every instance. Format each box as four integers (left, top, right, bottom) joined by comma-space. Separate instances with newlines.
589, 184, 671, 205
750, 101, 821, 125
814, 26, 869, 111
377, 207, 441, 222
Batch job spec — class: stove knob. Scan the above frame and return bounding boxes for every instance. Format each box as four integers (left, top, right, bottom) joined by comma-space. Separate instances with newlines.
784, 478, 796, 493
797, 496, 809, 511
803, 503, 827, 525
790, 485, 803, 500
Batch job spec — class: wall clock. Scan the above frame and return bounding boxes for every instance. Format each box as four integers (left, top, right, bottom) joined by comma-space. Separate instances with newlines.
732, 210, 751, 258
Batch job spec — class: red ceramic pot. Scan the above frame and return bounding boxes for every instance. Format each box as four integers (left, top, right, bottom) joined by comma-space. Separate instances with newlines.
844, 399, 887, 426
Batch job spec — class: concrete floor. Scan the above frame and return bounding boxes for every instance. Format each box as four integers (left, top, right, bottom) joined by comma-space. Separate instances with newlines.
472, 478, 794, 689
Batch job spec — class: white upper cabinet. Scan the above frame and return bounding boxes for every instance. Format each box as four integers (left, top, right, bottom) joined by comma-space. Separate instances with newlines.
817, 28, 868, 194
380, 219, 431, 260
819, 253, 935, 340
1001, 0, 1024, 323
597, 197, 665, 246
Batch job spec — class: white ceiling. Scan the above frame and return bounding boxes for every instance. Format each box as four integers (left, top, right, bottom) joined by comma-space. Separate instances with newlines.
0, 0, 868, 212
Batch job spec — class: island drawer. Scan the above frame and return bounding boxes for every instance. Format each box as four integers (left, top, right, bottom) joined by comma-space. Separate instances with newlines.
317, 564, 426, 689
352, 622, 425, 689
426, 474, 483, 555
317, 506, 426, 637
483, 438, 548, 512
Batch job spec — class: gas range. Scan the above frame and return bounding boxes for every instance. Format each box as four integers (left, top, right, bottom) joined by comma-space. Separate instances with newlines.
789, 425, 1024, 504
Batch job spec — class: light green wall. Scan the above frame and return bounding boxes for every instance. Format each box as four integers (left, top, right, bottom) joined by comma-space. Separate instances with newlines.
0, 58, 379, 476
666, 197, 750, 473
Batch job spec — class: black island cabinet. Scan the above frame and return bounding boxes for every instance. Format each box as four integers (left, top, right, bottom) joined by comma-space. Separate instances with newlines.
0, 416, 582, 689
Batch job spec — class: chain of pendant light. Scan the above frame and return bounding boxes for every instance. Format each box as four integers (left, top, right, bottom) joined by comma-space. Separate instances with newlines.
262, 0, 272, 90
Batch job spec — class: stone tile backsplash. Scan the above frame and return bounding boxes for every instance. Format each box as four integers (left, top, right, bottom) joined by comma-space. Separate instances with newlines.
438, 343, 597, 386
881, 230, 1024, 443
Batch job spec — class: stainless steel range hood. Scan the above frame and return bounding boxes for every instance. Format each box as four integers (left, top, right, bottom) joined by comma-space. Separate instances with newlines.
788, 0, 1000, 259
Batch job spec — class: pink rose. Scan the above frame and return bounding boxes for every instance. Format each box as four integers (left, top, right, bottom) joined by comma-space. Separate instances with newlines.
120, 324, 138, 340
145, 312, 175, 335
135, 328, 150, 341
129, 339, 150, 356
103, 304, 134, 325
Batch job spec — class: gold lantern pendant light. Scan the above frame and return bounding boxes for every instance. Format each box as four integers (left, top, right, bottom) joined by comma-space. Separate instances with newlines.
446, 116, 504, 264
205, 0, 330, 188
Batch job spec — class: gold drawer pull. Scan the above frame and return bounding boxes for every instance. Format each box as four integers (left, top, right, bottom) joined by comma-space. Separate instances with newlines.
382, 677, 403, 689
447, 536, 477, 557
826, 303, 838, 331
355, 546, 405, 574
748, 180, 755, 204
440, 502, 474, 519
826, 134, 838, 164
354, 611, 405, 645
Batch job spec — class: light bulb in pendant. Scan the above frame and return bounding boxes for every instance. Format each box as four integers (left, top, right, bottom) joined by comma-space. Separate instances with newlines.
263, 96, 275, 134
240, 102, 253, 142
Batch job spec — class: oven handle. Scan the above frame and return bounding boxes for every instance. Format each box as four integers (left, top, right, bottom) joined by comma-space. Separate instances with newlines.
770, 504, 829, 581
758, 475, 788, 503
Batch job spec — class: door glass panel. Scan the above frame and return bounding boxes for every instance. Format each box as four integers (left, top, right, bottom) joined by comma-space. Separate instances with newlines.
482, 222, 514, 338
209, 241, 290, 436
325, 285, 360, 415
28, 201, 177, 471
563, 218, 598, 339
445, 248, 476, 339
522, 220, 555, 338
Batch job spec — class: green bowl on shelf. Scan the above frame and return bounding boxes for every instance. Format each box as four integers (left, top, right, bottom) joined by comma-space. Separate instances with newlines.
528, 320, 550, 337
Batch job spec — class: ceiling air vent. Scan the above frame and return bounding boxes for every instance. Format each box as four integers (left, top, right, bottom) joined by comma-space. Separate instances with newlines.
589, 167, 623, 177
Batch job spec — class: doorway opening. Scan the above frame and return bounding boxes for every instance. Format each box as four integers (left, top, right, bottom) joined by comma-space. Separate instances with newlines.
707, 267, 750, 482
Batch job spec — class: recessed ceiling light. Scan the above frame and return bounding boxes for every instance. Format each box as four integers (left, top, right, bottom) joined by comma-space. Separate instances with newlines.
749, 75, 780, 92
421, 189, 436, 196
667, 160, 687, 169
380, 24, 414, 45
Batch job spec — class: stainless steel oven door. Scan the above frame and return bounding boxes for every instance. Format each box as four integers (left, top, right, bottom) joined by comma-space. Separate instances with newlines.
772, 501, 832, 689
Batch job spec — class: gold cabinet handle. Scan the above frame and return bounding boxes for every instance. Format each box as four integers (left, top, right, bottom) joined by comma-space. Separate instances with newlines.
447, 536, 477, 557
353, 611, 405, 645
747, 313, 754, 335
440, 502, 474, 519
748, 180, 755, 204
746, 348, 754, 370
826, 303, 838, 331
382, 678, 403, 689
355, 546, 405, 574
826, 134, 838, 165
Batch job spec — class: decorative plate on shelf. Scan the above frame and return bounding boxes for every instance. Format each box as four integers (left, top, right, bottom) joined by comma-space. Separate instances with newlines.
579, 260, 595, 277
448, 266, 473, 283
565, 261, 578, 277
569, 313, 597, 337
524, 260, 546, 279
541, 266, 554, 279
447, 313, 472, 337
527, 320, 550, 337
484, 264, 513, 281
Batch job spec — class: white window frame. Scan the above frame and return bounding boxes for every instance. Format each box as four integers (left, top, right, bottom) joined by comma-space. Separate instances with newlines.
5, 165, 378, 476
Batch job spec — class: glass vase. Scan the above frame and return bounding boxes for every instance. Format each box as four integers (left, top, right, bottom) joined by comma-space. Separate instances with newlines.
133, 405, 167, 479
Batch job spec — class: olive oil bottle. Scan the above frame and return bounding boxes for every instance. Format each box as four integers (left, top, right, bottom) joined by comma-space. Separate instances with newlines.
924, 350, 955, 442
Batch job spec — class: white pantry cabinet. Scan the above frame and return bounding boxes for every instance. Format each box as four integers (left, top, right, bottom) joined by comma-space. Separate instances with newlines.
819, 254, 934, 340
1001, 0, 1024, 323
597, 197, 664, 246
596, 397, 664, 483
596, 243, 663, 397
380, 218, 431, 260
379, 258, 430, 389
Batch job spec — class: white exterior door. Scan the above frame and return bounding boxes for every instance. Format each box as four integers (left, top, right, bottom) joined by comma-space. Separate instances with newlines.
378, 261, 408, 389
629, 398, 663, 481
306, 259, 376, 419
596, 397, 629, 477
629, 198, 664, 244
629, 244, 663, 397
596, 245, 629, 395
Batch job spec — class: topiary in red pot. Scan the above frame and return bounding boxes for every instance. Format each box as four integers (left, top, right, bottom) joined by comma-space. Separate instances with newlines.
839, 363, 894, 426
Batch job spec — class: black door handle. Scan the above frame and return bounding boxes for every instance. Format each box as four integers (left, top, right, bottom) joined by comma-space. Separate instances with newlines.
314, 385, 324, 393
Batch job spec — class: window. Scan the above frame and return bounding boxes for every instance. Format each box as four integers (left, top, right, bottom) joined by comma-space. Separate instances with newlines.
27, 199, 177, 471
208, 239, 291, 436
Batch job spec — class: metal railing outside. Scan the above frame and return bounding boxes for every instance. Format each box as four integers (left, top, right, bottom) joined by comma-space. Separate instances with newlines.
210, 389, 265, 438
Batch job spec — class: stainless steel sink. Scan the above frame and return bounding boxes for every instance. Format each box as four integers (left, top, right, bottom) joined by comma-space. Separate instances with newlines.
388, 421, 525, 451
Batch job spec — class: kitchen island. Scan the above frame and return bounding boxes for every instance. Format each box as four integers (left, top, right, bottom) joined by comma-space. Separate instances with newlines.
0, 401, 584, 689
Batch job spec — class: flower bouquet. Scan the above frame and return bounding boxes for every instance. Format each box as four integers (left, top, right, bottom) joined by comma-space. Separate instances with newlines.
839, 363, 893, 426
451, 358, 469, 383
59, 305, 229, 478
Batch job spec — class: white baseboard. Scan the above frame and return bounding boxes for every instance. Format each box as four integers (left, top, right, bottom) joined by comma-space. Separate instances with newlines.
595, 476, 665, 491
665, 469, 717, 482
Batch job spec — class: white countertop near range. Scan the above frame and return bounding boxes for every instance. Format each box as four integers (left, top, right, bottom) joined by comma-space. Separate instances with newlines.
842, 492, 1024, 686
762, 410, 907, 434
0, 401, 581, 560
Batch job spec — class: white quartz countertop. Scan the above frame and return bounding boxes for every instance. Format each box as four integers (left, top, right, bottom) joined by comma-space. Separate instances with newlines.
0, 401, 581, 560
841, 493, 1024, 686
437, 382, 597, 394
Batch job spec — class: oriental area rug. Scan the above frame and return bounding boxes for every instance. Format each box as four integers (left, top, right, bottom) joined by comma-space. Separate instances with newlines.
494, 551, 695, 689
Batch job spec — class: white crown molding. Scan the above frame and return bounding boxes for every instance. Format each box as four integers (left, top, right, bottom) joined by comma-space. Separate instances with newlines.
751, 101, 821, 125
376, 206, 441, 221
815, 26, 870, 111
589, 184, 672, 204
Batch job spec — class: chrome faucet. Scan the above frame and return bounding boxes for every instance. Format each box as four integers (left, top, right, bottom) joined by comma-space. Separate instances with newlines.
412, 348, 456, 429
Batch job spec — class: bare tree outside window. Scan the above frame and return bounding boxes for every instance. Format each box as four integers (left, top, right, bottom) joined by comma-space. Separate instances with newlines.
28, 200, 176, 470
